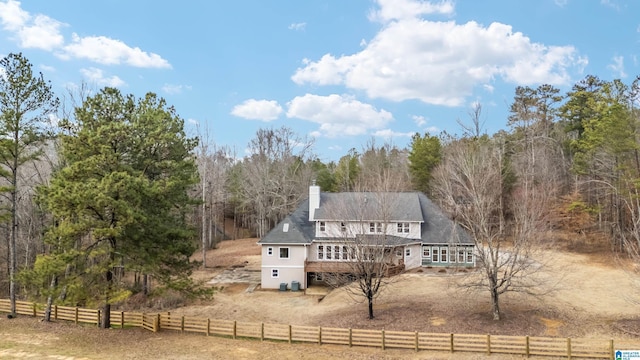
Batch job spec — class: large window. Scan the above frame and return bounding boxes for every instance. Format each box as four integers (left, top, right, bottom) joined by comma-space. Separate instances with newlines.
342, 246, 348, 260
432, 246, 439, 262
326, 246, 332, 260
397, 222, 410, 233
466, 248, 474, 263
318, 245, 324, 260
457, 248, 465, 263
279, 247, 289, 259
441, 247, 448, 263
423, 246, 431, 258
369, 222, 383, 233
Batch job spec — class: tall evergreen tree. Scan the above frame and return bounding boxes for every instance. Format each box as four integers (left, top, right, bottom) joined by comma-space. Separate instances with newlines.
37, 88, 201, 328
408, 132, 442, 194
0, 53, 58, 317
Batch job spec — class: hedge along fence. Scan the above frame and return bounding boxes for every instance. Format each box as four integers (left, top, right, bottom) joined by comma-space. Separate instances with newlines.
0, 299, 626, 359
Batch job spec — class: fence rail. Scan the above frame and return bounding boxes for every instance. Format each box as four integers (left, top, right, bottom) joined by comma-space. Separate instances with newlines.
0, 298, 629, 359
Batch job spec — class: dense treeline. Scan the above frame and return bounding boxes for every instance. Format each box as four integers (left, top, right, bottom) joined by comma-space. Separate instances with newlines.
1, 52, 640, 322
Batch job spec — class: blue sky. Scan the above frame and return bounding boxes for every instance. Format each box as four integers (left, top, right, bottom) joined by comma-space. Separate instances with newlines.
1, 0, 638, 161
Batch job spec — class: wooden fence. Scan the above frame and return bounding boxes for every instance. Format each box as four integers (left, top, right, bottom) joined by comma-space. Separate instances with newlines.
0, 298, 628, 359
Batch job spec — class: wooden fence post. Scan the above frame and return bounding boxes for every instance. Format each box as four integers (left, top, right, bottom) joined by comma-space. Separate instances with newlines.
97, 309, 101, 328
318, 327, 322, 345
288, 325, 292, 344
120, 311, 124, 329
487, 334, 491, 355
260, 323, 264, 341
233, 320, 237, 339
74, 307, 79, 325
349, 328, 352, 347
156, 314, 161, 331
414, 331, 419, 352
610, 339, 614, 360
450, 333, 454, 352
207, 318, 210, 337
54, 305, 57, 320
525, 336, 530, 358
32, 302, 36, 317
181, 316, 185, 332
382, 329, 386, 350
567, 338, 571, 360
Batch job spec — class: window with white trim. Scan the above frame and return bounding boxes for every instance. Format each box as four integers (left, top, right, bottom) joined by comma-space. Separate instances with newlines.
405, 248, 411, 257
396, 248, 402, 257
319, 221, 326, 232
279, 247, 290, 259
423, 246, 431, 258
318, 245, 324, 260
397, 222, 410, 233
342, 246, 348, 260
466, 248, 474, 263
326, 246, 332, 260
267, 247, 273, 256
448, 247, 456, 263
432, 246, 439, 262
334, 246, 340, 260
271, 269, 279, 278
340, 222, 347, 232
441, 247, 448, 263
457, 248, 465, 263
369, 222, 383, 233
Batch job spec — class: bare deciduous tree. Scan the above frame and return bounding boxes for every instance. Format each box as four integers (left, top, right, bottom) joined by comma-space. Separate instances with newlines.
433, 138, 551, 320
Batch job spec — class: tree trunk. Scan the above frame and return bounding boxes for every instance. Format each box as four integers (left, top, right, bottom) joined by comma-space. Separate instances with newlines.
9, 178, 17, 318
142, 274, 149, 296
44, 275, 57, 322
367, 289, 374, 319
101, 267, 113, 329
491, 287, 501, 321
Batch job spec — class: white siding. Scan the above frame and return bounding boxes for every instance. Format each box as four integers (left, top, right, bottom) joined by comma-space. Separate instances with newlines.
403, 244, 421, 269
260, 245, 307, 289
315, 221, 422, 239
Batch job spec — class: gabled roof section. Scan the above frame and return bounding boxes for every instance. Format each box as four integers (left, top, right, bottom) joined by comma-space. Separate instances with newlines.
258, 199, 315, 245
418, 193, 472, 245
313, 192, 423, 222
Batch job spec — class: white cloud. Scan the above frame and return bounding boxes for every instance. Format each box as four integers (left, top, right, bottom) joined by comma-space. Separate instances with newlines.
0, 0, 65, 51
292, 0, 585, 107
554, 0, 568, 7
288, 22, 306, 31
607, 55, 626, 78
368, 0, 454, 23
80, 67, 125, 87
601, 0, 620, 11
412, 115, 427, 127
231, 99, 283, 121
286, 93, 393, 137
162, 84, 192, 94
373, 129, 415, 138
61, 34, 171, 69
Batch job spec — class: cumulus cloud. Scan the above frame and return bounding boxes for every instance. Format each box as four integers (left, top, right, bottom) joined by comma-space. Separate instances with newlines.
0, 1, 170, 68
286, 93, 393, 137
373, 129, 415, 138
292, 0, 586, 107
288, 22, 306, 31
80, 67, 125, 87
162, 84, 192, 94
60, 34, 171, 68
0, 0, 65, 50
412, 115, 427, 127
231, 99, 283, 121
607, 55, 626, 78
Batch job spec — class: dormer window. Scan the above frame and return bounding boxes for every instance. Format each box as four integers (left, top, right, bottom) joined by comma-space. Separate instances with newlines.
340, 222, 347, 232
369, 222, 383, 233
397, 222, 410, 233
319, 221, 326, 232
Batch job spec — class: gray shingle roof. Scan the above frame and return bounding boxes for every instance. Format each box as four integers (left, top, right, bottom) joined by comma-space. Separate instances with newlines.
258, 192, 472, 246
313, 192, 423, 222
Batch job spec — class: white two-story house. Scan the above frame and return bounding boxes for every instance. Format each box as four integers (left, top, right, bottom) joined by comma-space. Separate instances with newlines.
258, 184, 475, 290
